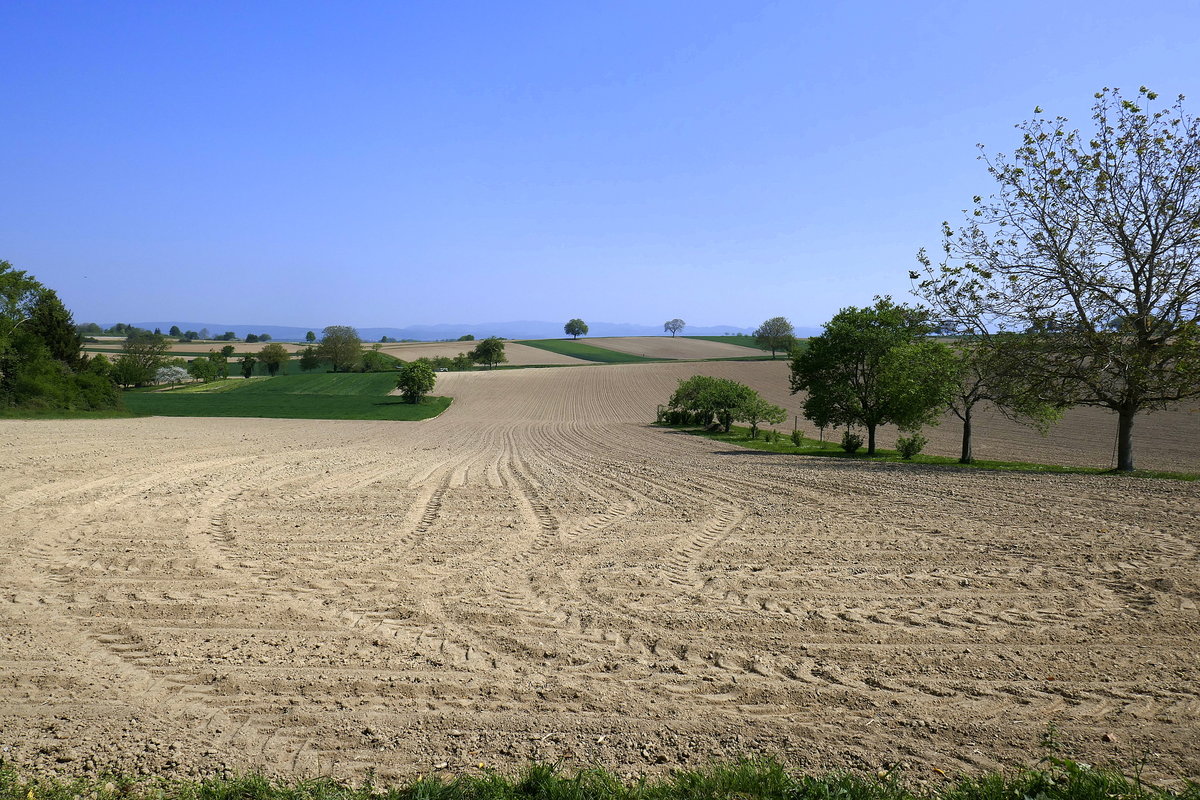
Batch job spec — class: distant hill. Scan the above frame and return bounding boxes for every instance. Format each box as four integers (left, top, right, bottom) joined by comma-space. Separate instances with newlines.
119, 320, 819, 342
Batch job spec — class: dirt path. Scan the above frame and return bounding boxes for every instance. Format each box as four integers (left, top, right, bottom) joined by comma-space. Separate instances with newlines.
1, 362, 1197, 782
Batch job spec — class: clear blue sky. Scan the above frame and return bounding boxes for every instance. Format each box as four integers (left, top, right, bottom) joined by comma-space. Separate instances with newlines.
2, 1, 1197, 329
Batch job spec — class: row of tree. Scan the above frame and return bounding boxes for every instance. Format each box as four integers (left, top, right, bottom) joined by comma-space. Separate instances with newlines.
786, 87, 1200, 472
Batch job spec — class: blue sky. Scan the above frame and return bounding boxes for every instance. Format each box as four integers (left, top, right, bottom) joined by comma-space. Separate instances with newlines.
2, 1, 1198, 329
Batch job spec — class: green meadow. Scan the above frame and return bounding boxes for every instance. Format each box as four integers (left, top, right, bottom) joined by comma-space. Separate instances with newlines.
122, 373, 450, 421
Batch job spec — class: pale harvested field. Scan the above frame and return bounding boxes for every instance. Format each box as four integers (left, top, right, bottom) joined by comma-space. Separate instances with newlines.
586, 336, 765, 359
378, 341, 589, 366
1, 361, 1198, 783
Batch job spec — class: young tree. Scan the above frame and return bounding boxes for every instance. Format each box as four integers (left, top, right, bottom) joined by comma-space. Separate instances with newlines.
396, 361, 437, 403
734, 395, 787, 439
257, 342, 290, 376
937, 336, 1063, 463
753, 316, 795, 358
305, 330, 316, 343
564, 318, 589, 338
316, 325, 362, 372
664, 318, 686, 337
220, 344, 236, 358
789, 297, 958, 454
169, 325, 182, 337
199, 327, 210, 340
469, 336, 507, 369
299, 346, 320, 372
915, 87, 1200, 471
239, 354, 257, 378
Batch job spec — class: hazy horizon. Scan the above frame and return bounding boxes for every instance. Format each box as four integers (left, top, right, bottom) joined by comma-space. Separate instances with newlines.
3, 2, 1197, 328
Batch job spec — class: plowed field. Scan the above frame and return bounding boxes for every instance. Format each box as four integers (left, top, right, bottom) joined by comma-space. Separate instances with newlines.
2, 362, 1197, 782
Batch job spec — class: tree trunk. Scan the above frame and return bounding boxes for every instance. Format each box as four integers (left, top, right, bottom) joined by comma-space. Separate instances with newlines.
1116, 408, 1136, 471
866, 424, 876, 454
960, 405, 973, 464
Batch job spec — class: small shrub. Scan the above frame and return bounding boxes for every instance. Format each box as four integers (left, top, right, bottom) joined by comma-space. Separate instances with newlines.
840, 429, 863, 453
791, 429, 802, 446
762, 429, 776, 443
896, 431, 928, 459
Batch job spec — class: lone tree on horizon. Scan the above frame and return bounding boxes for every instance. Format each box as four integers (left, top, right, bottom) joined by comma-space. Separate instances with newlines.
754, 316, 795, 358
664, 318, 686, 337
914, 86, 1200, 471
564, 318, 588, 339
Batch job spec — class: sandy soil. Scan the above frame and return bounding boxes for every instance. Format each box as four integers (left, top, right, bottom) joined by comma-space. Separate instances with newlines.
586, 337, 766, 359
1, 361, 1197, 783
377, 341, 589, 366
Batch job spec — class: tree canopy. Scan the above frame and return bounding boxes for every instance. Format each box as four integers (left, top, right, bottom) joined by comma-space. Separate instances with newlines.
754, 316, 795, 358
469, 337, 507, 368
257, 342, 291, 376
1, 261, 118, 411
667, 374, 756, 433
664, 318, 686, 337
789, 297, 958, 454
396, 361, 436, 403
316, 326, 362, 373
914, 87, 1200, 471
564, 319, 588, 338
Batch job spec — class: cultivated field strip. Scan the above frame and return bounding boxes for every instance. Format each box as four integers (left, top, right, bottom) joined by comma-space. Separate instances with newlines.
1, 362, 1198, 781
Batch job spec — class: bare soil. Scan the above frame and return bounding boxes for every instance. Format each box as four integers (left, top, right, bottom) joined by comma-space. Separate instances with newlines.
1, 362, 1197, 783
586, 336, 765, 359
378, 341, 589, 366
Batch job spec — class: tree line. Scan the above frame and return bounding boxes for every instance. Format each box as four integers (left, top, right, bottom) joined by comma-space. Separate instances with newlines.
668, 88, 1200, 473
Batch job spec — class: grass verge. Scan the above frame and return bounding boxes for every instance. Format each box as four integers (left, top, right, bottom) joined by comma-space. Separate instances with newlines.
666, 424, 1198, 481
123, 373, 451, 421
517, 339, 663, 363
2, 758, 1196, 800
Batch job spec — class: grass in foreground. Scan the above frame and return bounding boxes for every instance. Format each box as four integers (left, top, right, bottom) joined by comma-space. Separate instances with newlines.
1, 758, 1196, 800
123, 373, 450, 421
667, 424, 1198, 481
518, 339, 663, 363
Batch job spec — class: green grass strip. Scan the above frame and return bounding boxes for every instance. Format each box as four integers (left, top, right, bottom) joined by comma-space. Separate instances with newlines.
1, 758, 1196, 800
666, 424, 1197, 481
517, 339, 663, 363
122, 373, 450, 421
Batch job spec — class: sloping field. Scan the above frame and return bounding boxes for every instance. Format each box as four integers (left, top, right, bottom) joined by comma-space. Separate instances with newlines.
1, 361, 1197, 784
378, 340, 590, 366
587, 336, 767, 359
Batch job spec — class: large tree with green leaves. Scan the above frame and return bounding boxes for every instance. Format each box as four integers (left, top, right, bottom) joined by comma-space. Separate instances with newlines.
316, 325, 362, 373
914, 87, 1200, 471
564, 319, 588, 339
114, 331, 172, 388
469, 337, 507, 369
396, 361, 437, 403
789, 297, 958, 454
257, 342, 291, 376
754, 316, 795, 358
